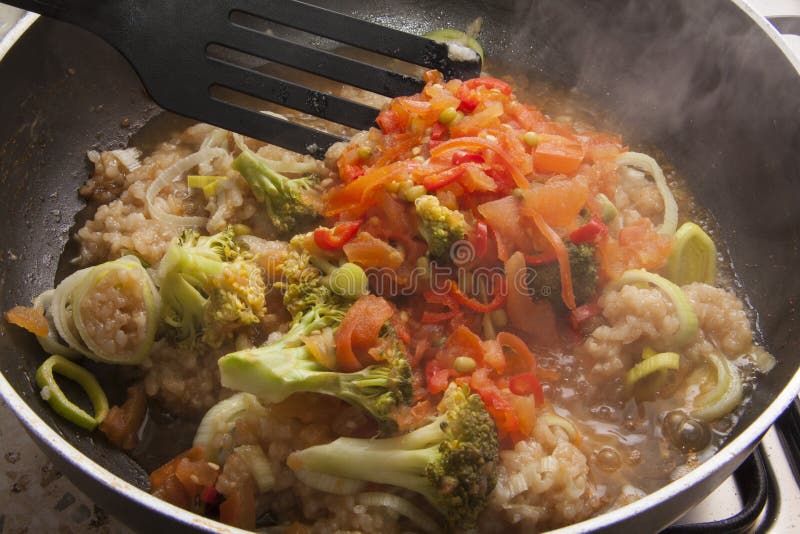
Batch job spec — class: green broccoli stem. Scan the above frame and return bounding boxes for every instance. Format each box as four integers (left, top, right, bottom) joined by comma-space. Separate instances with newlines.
160, 272, 206, 340
289, 439, 440, 497
232, 149, 284, 199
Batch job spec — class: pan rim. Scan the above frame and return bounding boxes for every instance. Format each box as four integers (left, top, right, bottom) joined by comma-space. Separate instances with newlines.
1, 1, 799, 531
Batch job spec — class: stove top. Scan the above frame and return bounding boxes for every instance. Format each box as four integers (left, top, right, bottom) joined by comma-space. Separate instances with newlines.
666, 401, 800, 533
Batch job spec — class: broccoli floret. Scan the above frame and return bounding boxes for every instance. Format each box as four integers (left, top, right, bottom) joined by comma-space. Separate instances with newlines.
158, 227, 266, 348
287, 383, 499, 529
218, 306, 413, 432
414, 195, 469, 259
232, 148, 320, 236
277, 233, 367, 317
527, 241, 598, 307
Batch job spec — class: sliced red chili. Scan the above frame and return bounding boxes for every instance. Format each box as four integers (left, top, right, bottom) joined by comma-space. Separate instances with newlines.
509, 372, 545, 406
376, 109, 406, 134
569, 217, 609, 244
423, 164, 468, 191
447, 278, 507, 313
469, 221, 489, 260
313, 219, 363, 250
451, 150, 485, 166
524, 250, 558, 265
421, 290, 460, 323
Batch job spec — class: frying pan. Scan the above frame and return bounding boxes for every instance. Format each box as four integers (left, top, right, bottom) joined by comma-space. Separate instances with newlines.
1, 0, 799, 532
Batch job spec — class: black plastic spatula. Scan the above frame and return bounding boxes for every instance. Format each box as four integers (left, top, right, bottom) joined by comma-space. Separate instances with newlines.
5, 0, 481, 156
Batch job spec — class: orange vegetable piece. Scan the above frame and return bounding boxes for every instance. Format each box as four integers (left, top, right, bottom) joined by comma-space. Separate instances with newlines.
534, 135, 586, 175
99, 384, 147, 451
343, 232, 404, 270
335, 295, 394, 372
5, 305, 48, 337
219, 480, 257, 530
518, 177, 589, 228
503, 252, 560, 348
521, 206, 576, 310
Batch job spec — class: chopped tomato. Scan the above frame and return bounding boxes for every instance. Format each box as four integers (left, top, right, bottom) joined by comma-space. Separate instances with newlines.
324, 161, 409, 216
570, 302, 602, 331
341, 164, 366, 182
219, 481, 256, 530
376, 108, 407, 134
509, 373, 545, 406
477, 196, 527, 261
468, 221, 489, 261
335, 295, 394, 372
425, 359, 452, 395
518, 178, 589, 228
99, 384, 147, 451
534, 135, 586, 175
461, 77, 514, 95
504, 252, 560, 347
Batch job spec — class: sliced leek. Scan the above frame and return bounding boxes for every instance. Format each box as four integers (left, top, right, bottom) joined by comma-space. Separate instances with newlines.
423, 29, 484, 63
35, 355, 109, 431
616, 152, 678, 235
692, 353, 743, 421
626, 352, 680, 388
596, 193, 618, 223
71, 256, 159, 365
193, 392, 266, 463
234, 444, 275, 493
32, 289, 79, 358
539, 414, 581, 445
357, 492, 442, 534
667, 222, 717, 285
611, 269, 699, 347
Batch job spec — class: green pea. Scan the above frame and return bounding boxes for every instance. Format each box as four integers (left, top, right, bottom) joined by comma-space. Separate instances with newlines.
523, 131, 540, 147
438, 106, 458, 125
454, 356, 477, 373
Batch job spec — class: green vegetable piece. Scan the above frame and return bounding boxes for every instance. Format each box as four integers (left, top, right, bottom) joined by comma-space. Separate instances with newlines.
438, 107, 458, 125
610, 269, 699, 347
423, 29, 485, 63
232, 147, 320, 236
527, 242, 598, 308
219, 307, 412, 433
35, 355, 109, 431
523, 131, 540, 147
286, 384, 499, 530
157, 227, 266, 349
596, 193, 618, 223
626, 351, 680, 388
415, 195, 468, 259
667, 222, 717, 285
691, 353, 743, 421
327, 262, 368, 299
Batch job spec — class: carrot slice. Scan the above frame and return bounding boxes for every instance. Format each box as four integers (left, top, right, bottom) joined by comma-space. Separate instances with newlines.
521, 207, 576, 310
335, 295, 394, 371
5, 305, 48, 337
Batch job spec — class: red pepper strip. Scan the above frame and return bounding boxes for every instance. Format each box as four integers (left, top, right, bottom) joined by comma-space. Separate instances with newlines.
462, 77, 514, 95
521, 206, 576, 310
447, 278, 507, 313
569, 216, 609, 244
509, 372, 545, 406
430, 137, 530, 189
421, 290, 460, 323
313, 220, 363, 250
524, 250, 558, 265
423, 164, 468, 191
342, 164, 365, 182
201, 485, 219, 505
451, 150, 485, 166
570, 302, 602, 331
